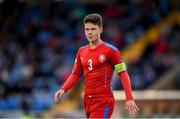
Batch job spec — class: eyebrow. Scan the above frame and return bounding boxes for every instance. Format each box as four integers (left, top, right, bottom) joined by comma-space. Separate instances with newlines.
85, 28, 97, 30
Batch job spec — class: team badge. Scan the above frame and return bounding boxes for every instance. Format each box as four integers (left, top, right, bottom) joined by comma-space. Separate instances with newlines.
99, 54, 106, 63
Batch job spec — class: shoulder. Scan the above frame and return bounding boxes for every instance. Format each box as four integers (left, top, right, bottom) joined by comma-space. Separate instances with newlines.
77, 45, 89, 53
104, 42, 119, 51
79, 45, 88, 51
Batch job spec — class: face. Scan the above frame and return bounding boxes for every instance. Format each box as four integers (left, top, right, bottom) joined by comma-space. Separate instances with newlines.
84, 23, 103, 42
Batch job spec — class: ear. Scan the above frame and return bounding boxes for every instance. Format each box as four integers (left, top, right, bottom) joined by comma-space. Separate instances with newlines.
100, 27, 103, 33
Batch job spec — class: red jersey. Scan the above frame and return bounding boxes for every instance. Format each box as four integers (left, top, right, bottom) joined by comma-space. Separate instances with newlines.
61, 41, 133, 100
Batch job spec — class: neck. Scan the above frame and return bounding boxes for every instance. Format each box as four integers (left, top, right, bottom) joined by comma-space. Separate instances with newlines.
89, 39, 102, 49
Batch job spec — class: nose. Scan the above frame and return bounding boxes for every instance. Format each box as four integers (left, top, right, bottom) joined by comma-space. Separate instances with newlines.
87, 30, 93, 34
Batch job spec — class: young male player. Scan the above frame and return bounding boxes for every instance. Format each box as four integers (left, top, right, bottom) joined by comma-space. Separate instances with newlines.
54, 13, 139, 118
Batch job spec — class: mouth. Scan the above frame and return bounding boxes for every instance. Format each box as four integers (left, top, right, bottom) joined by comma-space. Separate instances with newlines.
88, 36, 93, 39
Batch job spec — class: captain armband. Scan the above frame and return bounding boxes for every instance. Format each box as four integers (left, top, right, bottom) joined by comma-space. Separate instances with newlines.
114, 62, 127, 73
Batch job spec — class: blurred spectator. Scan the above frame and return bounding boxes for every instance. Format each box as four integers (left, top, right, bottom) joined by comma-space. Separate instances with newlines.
0, 0, 179, 118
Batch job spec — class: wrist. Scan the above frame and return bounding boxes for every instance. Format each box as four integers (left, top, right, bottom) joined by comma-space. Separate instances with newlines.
126, 96, 133, 101
60, 88, 66, 93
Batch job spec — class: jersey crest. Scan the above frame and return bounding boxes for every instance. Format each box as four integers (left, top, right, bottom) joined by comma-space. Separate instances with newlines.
99, 54, 106, 63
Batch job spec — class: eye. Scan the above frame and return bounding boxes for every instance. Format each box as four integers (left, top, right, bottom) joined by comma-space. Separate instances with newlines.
91, 28, 96, 30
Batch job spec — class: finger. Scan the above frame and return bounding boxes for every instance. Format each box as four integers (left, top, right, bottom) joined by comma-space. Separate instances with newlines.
135, 104, 139, 111
130, 106, 135, 114
54, 93, 57, 102
132, 104, 138, 113
54, 95, 58, 102
129, 108, 134, 115
54, 96, 57, 102
55, 98, 58, 102
56, 91, 64, 102
132, 105, 139, 115
126, 105, 132, 115
58, 92, 63, 98
135, 107, 138, 113
125, 105, 128, 110
133, 103, 139, 113
54, 92, 60, 102
132, 106, 137, 113
131, 104, 138, 115
125, 104, 129, 111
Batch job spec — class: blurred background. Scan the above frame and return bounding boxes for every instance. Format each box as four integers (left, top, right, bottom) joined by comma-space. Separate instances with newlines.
0, 0, 179, 118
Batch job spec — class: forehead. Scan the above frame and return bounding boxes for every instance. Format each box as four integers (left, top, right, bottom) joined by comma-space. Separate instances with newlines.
84, 23, 100, 28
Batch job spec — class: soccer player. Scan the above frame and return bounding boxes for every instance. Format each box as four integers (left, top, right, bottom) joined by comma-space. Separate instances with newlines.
54, 13, 139, 118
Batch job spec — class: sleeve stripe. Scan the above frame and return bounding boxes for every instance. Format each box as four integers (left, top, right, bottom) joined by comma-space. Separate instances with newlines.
104, 43, 118, 51
114, 62, 127, 73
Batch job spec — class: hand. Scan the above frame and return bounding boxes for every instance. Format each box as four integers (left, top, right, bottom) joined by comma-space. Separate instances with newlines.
54, 89, 65, 102
125, 100, 139, 115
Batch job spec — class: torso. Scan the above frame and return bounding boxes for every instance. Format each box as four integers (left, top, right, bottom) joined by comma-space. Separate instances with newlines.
78, 42, 114, 96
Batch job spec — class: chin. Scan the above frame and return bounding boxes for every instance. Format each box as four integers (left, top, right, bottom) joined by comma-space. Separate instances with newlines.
87, 39, 95, 42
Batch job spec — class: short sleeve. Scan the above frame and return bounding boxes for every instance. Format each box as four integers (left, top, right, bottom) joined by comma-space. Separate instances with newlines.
109, 48, 126, 73
109, 49, 124, 65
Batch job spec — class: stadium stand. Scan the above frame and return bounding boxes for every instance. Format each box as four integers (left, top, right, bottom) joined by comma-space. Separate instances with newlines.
0, 0, 179, 118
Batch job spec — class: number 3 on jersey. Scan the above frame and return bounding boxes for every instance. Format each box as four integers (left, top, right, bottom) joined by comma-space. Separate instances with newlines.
88, 59, 93, 71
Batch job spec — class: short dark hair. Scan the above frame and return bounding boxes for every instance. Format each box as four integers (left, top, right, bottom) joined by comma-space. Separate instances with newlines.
84, 13, 102, 27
